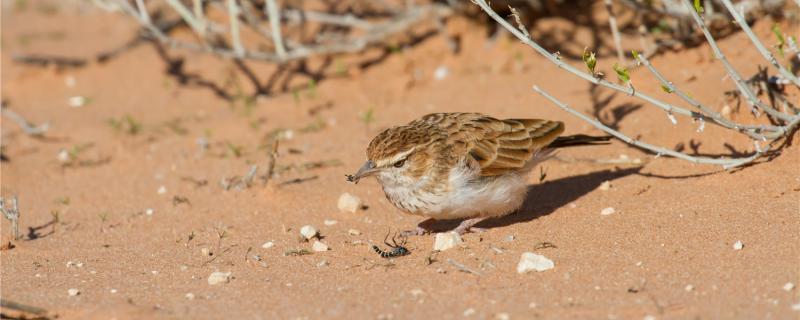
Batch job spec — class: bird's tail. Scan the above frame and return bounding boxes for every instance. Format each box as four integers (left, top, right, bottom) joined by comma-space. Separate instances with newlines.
547, 134, 612, 149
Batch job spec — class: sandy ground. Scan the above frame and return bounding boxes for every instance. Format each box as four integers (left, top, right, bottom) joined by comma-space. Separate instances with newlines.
1, 1, 799, 319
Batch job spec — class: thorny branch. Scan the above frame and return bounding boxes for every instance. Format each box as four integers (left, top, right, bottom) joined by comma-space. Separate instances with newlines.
472, 0, 799, 169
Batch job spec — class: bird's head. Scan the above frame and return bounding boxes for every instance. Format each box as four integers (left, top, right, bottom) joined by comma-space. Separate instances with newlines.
346, 125, 435, 186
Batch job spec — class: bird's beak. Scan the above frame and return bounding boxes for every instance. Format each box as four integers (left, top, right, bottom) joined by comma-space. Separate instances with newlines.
346, 160, 377, 184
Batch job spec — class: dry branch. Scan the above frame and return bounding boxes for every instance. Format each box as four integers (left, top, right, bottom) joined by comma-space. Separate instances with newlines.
471, 0, 800, 169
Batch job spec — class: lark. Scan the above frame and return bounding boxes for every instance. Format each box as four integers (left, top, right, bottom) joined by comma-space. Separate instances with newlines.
347, 113, 609, 235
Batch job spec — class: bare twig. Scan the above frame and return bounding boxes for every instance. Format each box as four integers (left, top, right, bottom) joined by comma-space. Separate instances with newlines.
0, 196, 21, 240
680, 0, 795, 122
165, 0, 206, 37
227, 0, 244, 57
532, 85, 768, 169
0, 299, 48, 316
447, 259, 481, 275
719, 0, 800, 87
1, 107, 49, 136
265, 0, 287, 60
604, 0, 626, 64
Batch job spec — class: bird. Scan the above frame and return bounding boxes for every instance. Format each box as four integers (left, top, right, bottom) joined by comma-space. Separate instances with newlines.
346, 113, 610, 236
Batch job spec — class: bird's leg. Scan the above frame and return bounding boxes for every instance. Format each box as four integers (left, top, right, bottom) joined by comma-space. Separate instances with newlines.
400, 218, 437, 237
453, 217, 488, 235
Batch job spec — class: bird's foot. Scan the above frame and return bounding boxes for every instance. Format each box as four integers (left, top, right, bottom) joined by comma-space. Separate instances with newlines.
453, 217, 488, 235
400, 218, 437, 237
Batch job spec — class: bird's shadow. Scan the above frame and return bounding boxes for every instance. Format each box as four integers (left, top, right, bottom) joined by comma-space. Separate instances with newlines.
421, 167, 642, 232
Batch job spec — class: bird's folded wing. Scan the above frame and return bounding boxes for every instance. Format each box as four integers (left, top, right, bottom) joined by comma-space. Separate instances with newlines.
445, 115, 564, 177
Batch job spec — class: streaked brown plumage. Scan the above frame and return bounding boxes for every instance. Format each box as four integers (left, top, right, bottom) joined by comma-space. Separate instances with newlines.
347, 113, 609, 235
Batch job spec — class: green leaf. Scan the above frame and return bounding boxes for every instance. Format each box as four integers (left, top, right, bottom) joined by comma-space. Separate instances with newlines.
613, 63, 630, 83
631, 50, 640, 61
772, 24, 786, 58
660, 85, 674, 93
693, 0, 704, 14
582, 47, 597, 75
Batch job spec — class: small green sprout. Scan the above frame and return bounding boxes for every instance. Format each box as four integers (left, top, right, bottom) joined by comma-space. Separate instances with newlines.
693, 0, 704, 14
582, 47, 597, 75
613, 63, 630, 83
772, 24, 785, 57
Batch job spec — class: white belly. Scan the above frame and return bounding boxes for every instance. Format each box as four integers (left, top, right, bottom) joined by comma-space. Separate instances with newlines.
381, 161, 530, 220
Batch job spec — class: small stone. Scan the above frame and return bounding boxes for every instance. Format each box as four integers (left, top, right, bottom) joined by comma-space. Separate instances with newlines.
792, 302, 800, 311
463, 308, 476, 316
517, 252, 554, 273
180, 265, 189, 271
721, 105, 732, 117
324, 219, 338, 226
643, 315, 656, 320
68, 96, 86, 108
151, 270, 159, 275
436, 268, 446, 273
200, 248, 211, 256
67, 288, 80, 296
65, 75, 76, 87
207, 271, 231, 285
300, 225, 319, 240
409, 289, 424, 298
337, 193, 362, 213
316, 260, 329, 267
598, 181, 612, 191
528, 302, 537, 309
185, 293, 195, 300
495, 313, 510, 320
504, 235, 515, 242
261, 241, 274, 249
600, 207, 616, 216
57, 149, 70, 163
434, 65, 449, 80
784, 282, 795, 291
348, 229, 361, 236
433, 232, 462, 251
685, 284, 694, 292
145, 208, 154, 216
732, 240, 743, 250
110, 289, 117, 294
157, 185, 167, 195
312, 241, 329, 252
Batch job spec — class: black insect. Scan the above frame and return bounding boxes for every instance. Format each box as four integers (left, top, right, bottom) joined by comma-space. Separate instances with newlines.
372, 231, 410, 258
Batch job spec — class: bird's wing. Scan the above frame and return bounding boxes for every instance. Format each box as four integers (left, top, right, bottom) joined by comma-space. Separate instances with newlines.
421, 113, 564, 177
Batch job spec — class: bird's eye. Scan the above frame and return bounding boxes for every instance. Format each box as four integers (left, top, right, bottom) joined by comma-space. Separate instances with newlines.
393, 159, 405, 168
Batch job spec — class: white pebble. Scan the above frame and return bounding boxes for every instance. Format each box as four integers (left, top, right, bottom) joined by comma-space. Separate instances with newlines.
517, 252, 554, 273
157, 185, 167, 195
68, 96, 86, 108
792, 302, 800, 311
324, 219, 338, 226
685, 284, 694, 292
312, 241, 329, 252
200, 248, 210, 256
433, 65, 449, 80
495, 312, 510, 320
348, 229, 362, 236
67, 288, 80, 296
57, 149, 70, 163
316, 260, 329, 267
732, 240, 743, 251
504, 235, 515, 242
300, 225, 319, 240
433, 232, 462, 251
409, 289, 424, 297
598, 181, 612, 191
337, 193, 362, 213
145, 208, 154, 216
261, 241, 274, 249
110, 289, 117, 294
185, 293, 195, 300
207, 271, 231, 285
600, 207, 616, 216
784, 282, 795, 291
643, 315, 656, 320
463, 308, 476, 316
65, 75, 76, 87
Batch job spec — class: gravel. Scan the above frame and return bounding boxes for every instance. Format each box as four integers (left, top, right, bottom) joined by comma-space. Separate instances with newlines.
337, 193, 362, 213
299, 225, 319, 240
207, 271, 232, 285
